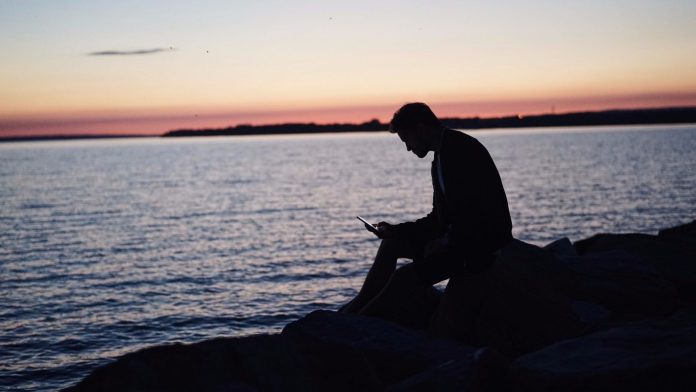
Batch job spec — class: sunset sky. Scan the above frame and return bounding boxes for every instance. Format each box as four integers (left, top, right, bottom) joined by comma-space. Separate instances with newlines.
1, 0, 696, 137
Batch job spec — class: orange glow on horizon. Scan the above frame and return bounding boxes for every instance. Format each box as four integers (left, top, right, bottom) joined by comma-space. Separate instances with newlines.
2, 91, 696, 138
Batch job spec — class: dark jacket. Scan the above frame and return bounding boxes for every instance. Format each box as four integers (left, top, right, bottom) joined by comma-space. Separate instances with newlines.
393, 128, 513, 258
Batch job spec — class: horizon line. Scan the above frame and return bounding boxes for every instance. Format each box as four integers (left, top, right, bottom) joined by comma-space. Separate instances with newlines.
3, 105, 696, 142
3, 92, 696, 137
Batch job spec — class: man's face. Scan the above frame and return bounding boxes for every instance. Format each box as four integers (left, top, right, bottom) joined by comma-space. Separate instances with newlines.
397, 128, 430, 158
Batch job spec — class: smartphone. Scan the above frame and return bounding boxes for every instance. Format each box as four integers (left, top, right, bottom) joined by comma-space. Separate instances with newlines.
356, 216, 380, 236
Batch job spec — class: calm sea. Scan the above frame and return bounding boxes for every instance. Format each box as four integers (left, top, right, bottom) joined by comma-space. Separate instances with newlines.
2, 124, 695, 391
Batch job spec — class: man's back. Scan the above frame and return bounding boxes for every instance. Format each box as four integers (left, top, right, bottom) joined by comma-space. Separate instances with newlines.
438, 129, 512, 256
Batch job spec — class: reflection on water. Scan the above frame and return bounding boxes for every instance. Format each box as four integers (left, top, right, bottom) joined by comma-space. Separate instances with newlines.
1, 125, 695, 391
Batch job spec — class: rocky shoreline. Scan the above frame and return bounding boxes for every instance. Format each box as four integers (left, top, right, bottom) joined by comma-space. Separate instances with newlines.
65, 220, 696, 391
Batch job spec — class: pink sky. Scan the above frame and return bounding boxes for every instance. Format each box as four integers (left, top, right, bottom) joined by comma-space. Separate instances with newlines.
2, 91, 695, 137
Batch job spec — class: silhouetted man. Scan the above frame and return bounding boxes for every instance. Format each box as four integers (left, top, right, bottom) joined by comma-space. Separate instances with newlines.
341, 102, 513, 326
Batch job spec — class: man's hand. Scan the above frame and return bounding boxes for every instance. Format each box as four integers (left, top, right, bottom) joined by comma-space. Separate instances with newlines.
372, 221, 396, 239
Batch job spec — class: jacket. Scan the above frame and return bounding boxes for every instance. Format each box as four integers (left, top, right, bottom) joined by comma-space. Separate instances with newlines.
392, 128, 513, 258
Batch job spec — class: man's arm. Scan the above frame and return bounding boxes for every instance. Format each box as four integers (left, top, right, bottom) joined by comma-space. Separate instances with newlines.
389, 196, 440, 240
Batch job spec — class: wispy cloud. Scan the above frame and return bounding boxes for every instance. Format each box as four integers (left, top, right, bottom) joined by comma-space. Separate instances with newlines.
87, 47, 175, 56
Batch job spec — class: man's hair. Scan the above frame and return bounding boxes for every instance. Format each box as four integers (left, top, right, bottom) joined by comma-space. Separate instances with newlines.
389, 102, 441, 133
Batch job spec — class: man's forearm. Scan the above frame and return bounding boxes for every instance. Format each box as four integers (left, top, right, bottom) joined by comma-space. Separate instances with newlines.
391, 211, 439, 239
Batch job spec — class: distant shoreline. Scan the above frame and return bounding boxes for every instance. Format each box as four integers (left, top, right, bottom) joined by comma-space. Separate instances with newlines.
2, 106, 695, 142
163, 107, 696, 137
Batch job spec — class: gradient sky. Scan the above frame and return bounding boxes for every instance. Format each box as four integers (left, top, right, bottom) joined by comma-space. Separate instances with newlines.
1, 0, 696, 136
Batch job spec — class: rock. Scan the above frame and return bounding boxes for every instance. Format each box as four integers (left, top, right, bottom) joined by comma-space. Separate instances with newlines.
431, 239, 589, 356
65, 310, 506, 391
64, 334, 277, 392
511, 306, 696, 391
557, 249, 679, 323
543, 237, 578, 257
431, 238, 680, 354
388, 349, 511, 391
659, 219, 696, 248
574, 230, 696, 302
279, 310, 505, 391
569, 300, 611, 324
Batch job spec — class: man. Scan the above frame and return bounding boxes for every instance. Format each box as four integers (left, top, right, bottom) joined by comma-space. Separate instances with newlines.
341, 102, 513, 326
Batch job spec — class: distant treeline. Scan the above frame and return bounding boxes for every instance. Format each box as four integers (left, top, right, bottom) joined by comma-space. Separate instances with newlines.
442, 107, 696, 129
164, 119, 386, 137
161, 106, 696, 137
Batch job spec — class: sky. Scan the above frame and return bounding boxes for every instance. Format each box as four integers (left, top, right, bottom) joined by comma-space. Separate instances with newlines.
1, 0, 696, 137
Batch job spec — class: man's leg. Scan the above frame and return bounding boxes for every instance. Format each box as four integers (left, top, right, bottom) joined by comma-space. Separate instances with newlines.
357, 263, 438, 328
340, 238, 413, 314
357, 247, 454, 327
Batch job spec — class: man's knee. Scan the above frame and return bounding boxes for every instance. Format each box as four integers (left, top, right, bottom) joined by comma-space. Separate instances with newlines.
378, 237, 413, 258
389, 264, 427, 290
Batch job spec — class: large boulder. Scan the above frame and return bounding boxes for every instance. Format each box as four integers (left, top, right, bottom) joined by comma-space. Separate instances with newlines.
511, 306, 696, 391
281, 310, 506, 391
64, 334, 277, 391
65, 310, 506, 391
431, 239, 589, 356
552, 246, 679, 323
431, 236, 681, 355
574, 224, 696, 302
659, 219, 696, 248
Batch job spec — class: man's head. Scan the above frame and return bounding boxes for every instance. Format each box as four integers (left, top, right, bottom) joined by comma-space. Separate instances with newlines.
389, 102, 443, 158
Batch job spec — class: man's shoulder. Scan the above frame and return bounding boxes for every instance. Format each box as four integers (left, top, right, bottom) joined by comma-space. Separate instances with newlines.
445, 128, 485, 152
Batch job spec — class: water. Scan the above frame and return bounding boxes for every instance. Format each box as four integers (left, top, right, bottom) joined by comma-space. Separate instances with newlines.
1, 124, 695, 391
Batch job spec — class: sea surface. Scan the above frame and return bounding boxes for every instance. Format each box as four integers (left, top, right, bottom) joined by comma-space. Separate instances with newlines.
1, 124, 695, 391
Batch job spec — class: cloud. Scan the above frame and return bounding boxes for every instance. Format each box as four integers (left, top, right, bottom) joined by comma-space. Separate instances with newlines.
87, 47, 175, 56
